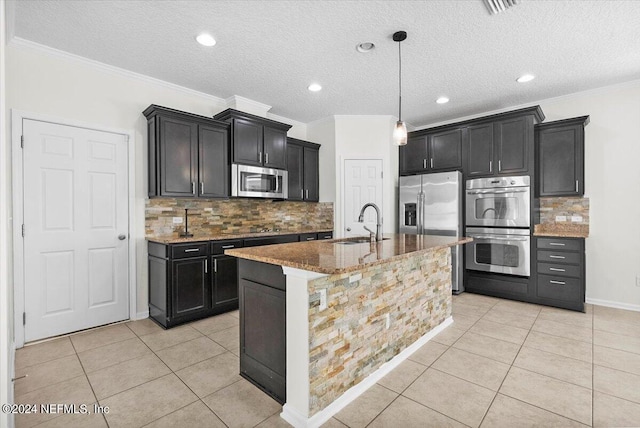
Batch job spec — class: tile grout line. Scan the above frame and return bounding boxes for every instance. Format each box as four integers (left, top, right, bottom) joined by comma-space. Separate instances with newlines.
477, 304, 542, 428
68, 335, 111, 428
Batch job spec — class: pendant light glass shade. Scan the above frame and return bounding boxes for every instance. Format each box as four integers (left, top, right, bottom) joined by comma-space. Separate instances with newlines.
393, 120, 407, 146
393, 31, 408, 146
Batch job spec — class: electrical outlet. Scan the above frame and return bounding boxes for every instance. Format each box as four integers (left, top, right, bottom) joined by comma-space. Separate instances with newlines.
571, 215, 583, 223
555, 215, 567, 222
385, 313, 391, 329
172, 217, 183, 224
319, 289, 327, 310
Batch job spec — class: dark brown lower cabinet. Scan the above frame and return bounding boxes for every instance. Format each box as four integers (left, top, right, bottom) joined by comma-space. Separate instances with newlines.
238, 259, 286, 404
148, 240, 240, 328
534, 237, 585, 312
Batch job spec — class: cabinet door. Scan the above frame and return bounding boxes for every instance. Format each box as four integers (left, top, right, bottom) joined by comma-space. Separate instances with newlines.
303, 147, 319, 201
171, 257, 208, 319
159, 116, 198, 197
537, 125, 583, 196
429, 128, 462, 171
399, 135, 429, 175
286, 143, 304, 201
263, 127, 287, 169
466, 123, 494, 177
496, 116, 529, 175
199, 124, 229, 198
240, 278, 286, 402
212, 255, 239, 307
233, 119, 263, 166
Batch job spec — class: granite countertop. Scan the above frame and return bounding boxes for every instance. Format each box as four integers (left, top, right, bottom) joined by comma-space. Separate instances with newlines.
225, 234, 472, 275
146, 229, 333, 244
534, 224, 589, 238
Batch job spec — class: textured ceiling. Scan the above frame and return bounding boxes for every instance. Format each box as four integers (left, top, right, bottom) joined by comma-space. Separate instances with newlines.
9, 0, 640, 127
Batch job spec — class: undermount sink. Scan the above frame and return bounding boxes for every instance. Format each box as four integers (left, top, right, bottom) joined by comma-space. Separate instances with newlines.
335, 238, 390, 245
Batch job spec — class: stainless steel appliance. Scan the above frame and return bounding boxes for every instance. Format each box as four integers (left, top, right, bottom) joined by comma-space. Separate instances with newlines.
231, 164, 288, 199
465, 227, 531, 277
465, 176, 530, 228
399, 171, 463, 293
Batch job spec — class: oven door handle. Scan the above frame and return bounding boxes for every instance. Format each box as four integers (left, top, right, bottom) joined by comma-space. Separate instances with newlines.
468, 235, 529, 242
467, 189, 528, 195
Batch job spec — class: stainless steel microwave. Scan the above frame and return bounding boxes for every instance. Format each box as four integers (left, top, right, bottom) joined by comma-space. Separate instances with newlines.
231, 164, 288, 199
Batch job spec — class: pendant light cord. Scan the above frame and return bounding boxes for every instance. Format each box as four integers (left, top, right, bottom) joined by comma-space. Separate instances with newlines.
398, 40, 402, 121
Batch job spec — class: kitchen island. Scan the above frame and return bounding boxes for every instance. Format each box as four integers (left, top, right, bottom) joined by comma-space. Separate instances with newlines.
226, 233, 471, 427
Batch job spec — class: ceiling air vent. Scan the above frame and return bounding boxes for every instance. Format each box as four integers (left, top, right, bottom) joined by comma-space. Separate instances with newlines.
483, 0, 519, 15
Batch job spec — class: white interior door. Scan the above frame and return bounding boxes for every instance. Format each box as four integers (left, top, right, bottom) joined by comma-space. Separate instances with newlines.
343, 159, 383, 237
22, 119, 129, 342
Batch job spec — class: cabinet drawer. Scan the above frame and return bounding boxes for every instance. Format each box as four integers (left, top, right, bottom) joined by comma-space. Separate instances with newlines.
537, 262, 581, 278
537, 274, 583, 302
537, 250, 581, 265
299, 233, 317, 242
318, 232, 333, 240
171, 243, 209, 259
536, 237, 582, 251
211, 240, 243, 255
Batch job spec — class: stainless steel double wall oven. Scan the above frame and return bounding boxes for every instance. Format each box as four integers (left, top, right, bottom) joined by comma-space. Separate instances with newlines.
465, 176, 531, 277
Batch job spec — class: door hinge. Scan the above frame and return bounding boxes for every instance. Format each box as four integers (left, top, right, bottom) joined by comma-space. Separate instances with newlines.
23, 312, 26, 326
21, 135, 24, 149
21, 224, 25, 237
381, 171, 383, 179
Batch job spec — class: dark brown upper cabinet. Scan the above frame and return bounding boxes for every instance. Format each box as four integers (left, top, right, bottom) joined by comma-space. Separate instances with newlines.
214, 109, 292, 170
287, 138, 320, 202
399, 128, 463, 175
144, 105, 230, 198
535, 116, 589, 197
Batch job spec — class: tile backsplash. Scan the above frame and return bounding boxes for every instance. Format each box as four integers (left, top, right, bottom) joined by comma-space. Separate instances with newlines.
538, 197, 589, 225
145, 198, 334, 237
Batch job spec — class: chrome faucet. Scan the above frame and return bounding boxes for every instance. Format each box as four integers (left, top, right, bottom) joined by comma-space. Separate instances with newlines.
358, 203, 383, 242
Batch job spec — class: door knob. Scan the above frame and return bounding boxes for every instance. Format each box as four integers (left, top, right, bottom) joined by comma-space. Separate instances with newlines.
118, 234, 127, 240
346, 227, 351, 231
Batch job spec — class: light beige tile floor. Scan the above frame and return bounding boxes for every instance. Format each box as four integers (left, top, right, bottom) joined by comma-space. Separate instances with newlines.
13, 295, 640, 427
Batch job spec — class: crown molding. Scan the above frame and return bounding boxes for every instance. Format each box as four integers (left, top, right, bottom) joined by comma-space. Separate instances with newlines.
7, 36, 228, 107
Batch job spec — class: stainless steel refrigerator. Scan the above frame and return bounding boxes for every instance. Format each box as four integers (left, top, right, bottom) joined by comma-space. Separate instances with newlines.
399, 171, 463, 293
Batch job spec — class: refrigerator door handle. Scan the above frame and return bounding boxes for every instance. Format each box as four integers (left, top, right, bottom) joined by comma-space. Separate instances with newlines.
417, 192, 425, 234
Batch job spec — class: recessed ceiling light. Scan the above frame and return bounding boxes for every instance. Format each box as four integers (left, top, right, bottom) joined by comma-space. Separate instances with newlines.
196, 33, 216, 47
356, 42, 375, 53
436, 96, 450, 104
517, 74, 535, 83
308, 83, 322, 92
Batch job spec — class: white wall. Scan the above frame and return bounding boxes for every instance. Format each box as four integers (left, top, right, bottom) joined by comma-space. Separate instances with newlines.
334, 115, 398, 237
421, 81, 640, 310
5, 41, 307, 318
307, 116, 336, 203
1, 1, 14, 424
539, 82, 640, 309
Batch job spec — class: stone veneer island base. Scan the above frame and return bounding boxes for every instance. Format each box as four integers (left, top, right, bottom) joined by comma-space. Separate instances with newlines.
226, 234, 471, 428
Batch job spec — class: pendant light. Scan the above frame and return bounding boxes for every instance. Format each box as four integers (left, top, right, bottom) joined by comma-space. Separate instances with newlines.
392, 31, 408, 146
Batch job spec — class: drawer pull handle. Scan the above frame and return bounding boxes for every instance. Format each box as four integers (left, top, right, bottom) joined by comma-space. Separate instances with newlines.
221, 245, 235, 249
549, 242, 565, 246
549, 267, 566, 272
306, 237, 315, 241
549, 255, 565, 259
184, 249, 200, 252
550, 280, 566, 285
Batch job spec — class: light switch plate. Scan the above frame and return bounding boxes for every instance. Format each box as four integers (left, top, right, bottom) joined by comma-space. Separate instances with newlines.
571, 215, 583, 223
172, 217, 183, 224
555, 215, 567, 222
319, 289, 327, 310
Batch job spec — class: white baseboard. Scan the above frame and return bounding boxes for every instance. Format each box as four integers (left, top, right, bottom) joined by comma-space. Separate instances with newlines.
586, 298, 640, 312
135, 311, 150, 320
280, 317, 454, 428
